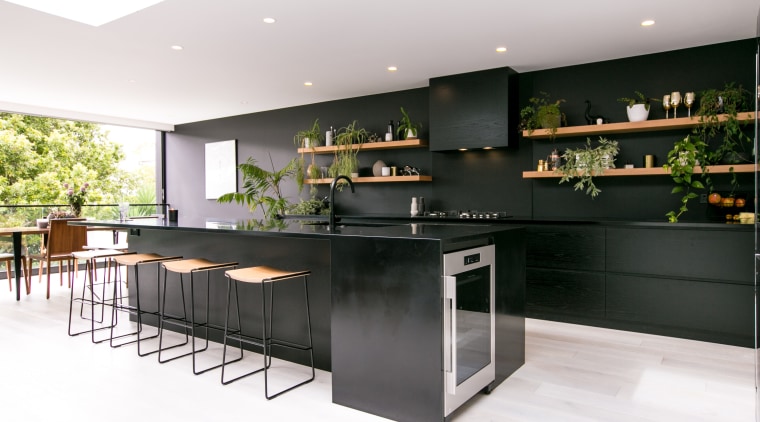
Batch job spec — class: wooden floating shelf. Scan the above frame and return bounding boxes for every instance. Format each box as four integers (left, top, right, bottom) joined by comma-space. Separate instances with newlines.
298, 139, 428, 155
304, 175, 433, 184
521, 112, 758, 139
522, 164, 755, 179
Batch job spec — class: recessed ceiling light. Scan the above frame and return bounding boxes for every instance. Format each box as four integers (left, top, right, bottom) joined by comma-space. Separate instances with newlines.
496, 47, 507, 53
170, 45, 183, 51
387, 66, 398, 72
641, 19, 655, 27
5, 0, 164, 27
458, 148, 468, 152
483, 146, 494, 150
263, 17, 276, 24
304, 81, 313, 86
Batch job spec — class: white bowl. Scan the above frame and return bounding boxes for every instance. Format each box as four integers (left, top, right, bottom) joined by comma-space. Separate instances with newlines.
36, 218, 49, 229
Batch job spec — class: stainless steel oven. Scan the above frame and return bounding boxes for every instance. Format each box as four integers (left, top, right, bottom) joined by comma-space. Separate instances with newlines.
442, 244, 495, 416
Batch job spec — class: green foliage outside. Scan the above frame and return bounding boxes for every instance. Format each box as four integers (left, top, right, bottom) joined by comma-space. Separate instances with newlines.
0, 113, 156, 252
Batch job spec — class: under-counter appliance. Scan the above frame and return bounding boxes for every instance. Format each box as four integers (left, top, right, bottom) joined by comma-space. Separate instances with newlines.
442, 244, 495, 416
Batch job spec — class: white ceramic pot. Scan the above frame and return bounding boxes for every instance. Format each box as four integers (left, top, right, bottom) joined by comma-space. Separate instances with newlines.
36, 218, 49, 228
626, 104, 649, 122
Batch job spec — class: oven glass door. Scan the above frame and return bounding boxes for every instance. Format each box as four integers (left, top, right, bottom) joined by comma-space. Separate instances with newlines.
443, 244, 495, 416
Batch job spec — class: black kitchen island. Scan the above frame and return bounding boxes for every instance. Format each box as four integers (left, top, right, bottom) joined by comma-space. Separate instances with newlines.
72, 217, 526, 422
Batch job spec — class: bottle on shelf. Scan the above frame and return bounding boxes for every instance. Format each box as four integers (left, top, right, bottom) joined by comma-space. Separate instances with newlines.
411, 197, 419, 217
386, 120, 395, 141
418, 196, 425, 215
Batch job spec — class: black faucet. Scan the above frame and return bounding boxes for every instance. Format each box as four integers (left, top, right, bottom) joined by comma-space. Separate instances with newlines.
329, 175, 355, 230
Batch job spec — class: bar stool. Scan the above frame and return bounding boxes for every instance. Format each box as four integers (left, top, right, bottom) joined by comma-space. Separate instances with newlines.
109, 253, 182, 356
158, 258, 238, 375
68, 249, 131, 343
221, 266, 315, 399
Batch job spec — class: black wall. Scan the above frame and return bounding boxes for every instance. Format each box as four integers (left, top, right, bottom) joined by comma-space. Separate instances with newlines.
166, 39, 756, 223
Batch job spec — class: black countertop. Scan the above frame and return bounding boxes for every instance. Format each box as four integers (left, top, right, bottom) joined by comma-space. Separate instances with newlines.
71, 217, 516, 242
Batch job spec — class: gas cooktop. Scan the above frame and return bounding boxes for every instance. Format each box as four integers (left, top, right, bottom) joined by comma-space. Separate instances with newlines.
423, 210, 510, 219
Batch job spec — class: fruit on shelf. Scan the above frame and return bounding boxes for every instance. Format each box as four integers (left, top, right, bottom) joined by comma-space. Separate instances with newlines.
721, 197, 735, 208
708, 192, 722, 205
734, 197, 746, 208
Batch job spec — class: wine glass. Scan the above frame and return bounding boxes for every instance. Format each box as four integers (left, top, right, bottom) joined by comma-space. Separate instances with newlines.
684, 92, 695, 117
662, 94, 671, 119
670, 91, 682, 118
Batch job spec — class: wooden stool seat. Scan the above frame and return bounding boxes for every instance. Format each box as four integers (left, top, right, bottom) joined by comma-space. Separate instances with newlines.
163, 258, 237, 274
113, 253, 181, 267
224, 266, 310, 284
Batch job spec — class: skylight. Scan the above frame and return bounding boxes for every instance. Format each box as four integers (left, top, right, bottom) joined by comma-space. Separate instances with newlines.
5, 0, 164, 26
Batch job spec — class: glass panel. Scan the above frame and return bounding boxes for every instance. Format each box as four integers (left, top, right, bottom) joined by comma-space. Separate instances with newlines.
455, 265, 491, 386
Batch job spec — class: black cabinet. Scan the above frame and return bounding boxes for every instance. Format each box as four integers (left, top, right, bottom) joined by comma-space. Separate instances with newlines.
429, 67, 519, 151
524, 223, 755, 347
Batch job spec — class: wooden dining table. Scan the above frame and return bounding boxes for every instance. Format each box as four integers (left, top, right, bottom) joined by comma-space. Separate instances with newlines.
0, 227, 48, 301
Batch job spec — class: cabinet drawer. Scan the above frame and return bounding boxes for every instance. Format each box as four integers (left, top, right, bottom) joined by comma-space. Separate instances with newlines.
526, 268, 605, 318
606, 273, 753, 342
527, 225, 605, 271
606, 227, 752, 283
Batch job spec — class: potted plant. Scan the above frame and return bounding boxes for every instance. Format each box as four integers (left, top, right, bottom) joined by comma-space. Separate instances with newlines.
556, 137, 619, 198
329, 120, 367, 181
663, 82, 753, 222
397, 107, 422, 140
520, 91, 566, 140
663, 134, 709, 223
293, 118, 323, 195
693, 82, 753, 165
617, 91, 660, 122
217, 153, 298, 220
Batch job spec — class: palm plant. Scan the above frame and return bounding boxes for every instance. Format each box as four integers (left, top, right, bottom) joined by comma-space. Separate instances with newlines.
217, 153, 298, 220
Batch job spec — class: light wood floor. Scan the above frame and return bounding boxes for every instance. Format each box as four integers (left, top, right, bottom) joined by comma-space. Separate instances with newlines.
1, 271, 757, 421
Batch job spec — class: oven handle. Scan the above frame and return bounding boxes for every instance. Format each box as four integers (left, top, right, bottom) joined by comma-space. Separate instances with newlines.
443, 275, 456, 393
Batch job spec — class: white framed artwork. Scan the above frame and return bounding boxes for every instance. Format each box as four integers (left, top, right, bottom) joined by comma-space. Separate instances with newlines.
205, 139, 237, 199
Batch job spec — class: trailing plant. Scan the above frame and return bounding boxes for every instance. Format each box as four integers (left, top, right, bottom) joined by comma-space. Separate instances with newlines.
664, 135, 709, 223
293, 118, 322, 196
557, 137, 619, 198
662, 82, 754, 221
287, 197, 330, 216
520, 91, 566, 140
329, 120, 367, 181
397, 107, 422, 140
617, 91, 661, 110
217, 153, 297, 220
694, 82, 753, 166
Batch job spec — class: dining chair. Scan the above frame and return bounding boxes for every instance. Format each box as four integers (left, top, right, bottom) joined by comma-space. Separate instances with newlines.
27, 218, 87, 299
1, 252, 30, 294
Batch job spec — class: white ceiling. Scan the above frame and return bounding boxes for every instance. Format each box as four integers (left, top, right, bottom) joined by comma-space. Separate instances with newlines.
0, 0, 757, 131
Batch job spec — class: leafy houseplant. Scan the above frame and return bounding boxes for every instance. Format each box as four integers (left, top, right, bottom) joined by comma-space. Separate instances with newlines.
520, 92, 566, 140
556, 137, 619, 198
397, 107, 422, 140
217, 154, 298, 220
663, 82, 753, 221
293, 118, 323, 196
694, 82, 752, 166
287, 197, 329, 216
329, 120, 367, 181
617, 91, 660, 122
664, 134, 709, 223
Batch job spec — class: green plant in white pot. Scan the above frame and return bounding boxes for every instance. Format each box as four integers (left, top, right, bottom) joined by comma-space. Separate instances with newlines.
617, 91, 660, 122
556, 136, 620, 198
397, 107, 422, 140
